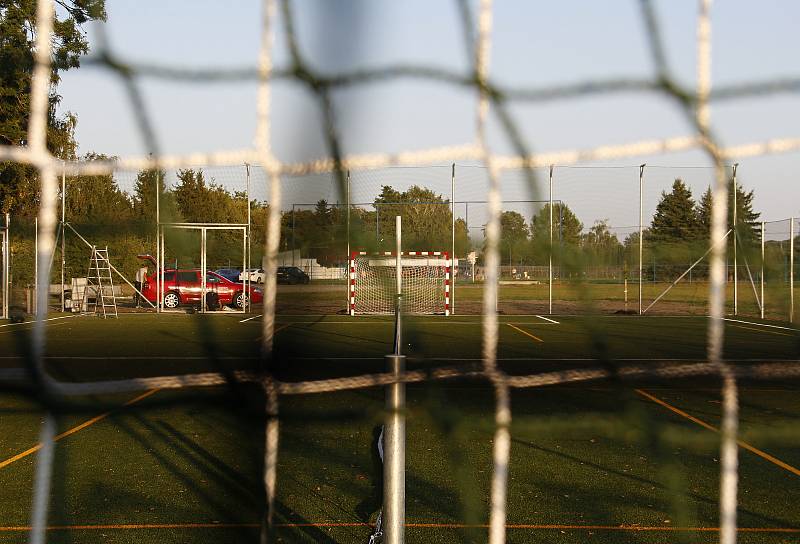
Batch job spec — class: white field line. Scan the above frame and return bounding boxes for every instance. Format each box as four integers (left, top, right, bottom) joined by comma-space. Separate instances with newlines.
0, 315, 76, 328
240, 314, 262, 323
724, 318, 800, 332
276, 321, 559, 326
535, 315, 560, 324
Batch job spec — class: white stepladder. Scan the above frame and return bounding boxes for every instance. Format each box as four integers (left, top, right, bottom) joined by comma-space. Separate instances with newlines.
83, 246, 118, 318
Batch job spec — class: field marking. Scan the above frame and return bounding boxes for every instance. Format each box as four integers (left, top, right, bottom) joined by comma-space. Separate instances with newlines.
724, 318, 799, 332
535, 315, 560, 324
276, 321, 559, 326
507, 323, 544, 343
239, 314, 262, 323
0, 523, 797, 533
635, 389, 800, 478
0, 315, 76, 329
728, 324, 795, 337
0, 389, 159, 470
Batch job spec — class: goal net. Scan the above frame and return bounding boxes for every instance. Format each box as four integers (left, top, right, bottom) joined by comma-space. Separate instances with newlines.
350, 251, 450, 315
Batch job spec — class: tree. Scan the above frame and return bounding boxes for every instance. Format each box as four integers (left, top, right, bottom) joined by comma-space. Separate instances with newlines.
582, 220, 623, 268
697, 181, 760, 244
0, 0, 106, 214
529, 202, 583, 246
498, 211, 528, 264
648, 179, 701, 243
373, 185, 456, 251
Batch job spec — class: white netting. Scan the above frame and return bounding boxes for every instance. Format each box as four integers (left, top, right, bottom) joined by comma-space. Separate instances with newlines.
351, 253, 449, 315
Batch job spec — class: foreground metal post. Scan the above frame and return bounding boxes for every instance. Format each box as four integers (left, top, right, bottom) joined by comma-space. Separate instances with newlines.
384, 215, 405, 544
732, 164, 738, 315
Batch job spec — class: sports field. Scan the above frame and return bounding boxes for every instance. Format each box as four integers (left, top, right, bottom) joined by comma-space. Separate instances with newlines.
1, 312, 799, 543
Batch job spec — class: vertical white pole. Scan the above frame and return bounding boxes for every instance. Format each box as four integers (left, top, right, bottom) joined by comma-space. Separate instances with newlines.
384, 214, 405, 544
549, 165, 553, 315
246, 164, 251, 311
346, 170, 351, 312
733, 163, 738, 315
3, 214, 8, 319
451, 163, 456, 315
791, 217, 795, 323
34, 216, 38, 316
156, 170, 161, 313
60, 164, 65, 312
639, 164, 645, 315
760, 221, 765, 320
201, 228, 207, 312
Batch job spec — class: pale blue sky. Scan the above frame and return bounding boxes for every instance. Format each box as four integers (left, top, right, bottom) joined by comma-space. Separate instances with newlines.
57, 0, 800, 229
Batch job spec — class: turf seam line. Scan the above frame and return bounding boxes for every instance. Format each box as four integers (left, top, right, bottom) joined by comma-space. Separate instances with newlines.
239, 314, 262, 323
728, 324, 795, 337
507, 323, 544, 342
723, 318, 799, 332
0, 315, 76, 328
0, 389, 159, 470
535, 315, 560, 324
635, 388, 800, 477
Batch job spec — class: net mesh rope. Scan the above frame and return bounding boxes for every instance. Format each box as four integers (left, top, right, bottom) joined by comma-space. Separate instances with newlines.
351, 254, 448, 315
0, 0, 799, 543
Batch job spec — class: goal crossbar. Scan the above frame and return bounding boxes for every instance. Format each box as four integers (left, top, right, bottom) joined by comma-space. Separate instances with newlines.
350, 251, 451, 316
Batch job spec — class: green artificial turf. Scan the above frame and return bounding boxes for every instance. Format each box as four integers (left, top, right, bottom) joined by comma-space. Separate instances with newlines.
0, 312, 798, 543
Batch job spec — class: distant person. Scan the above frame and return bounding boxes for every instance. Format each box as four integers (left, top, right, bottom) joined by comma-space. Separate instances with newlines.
134, 265, 148, 307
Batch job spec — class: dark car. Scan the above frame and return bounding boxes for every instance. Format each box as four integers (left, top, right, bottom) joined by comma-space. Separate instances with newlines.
214, 268, 242, 283
137, 256, 262, 309
277, 266, 310, 285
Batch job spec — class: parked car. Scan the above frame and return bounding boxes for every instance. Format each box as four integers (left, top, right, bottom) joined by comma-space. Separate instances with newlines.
137, 256, 262, 309
214, 268, 242, 283
239, 268, 265, 283
277, 266, 310, 285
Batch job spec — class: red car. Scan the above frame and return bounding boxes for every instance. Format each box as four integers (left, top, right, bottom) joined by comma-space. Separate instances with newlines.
137, 255, 263, 309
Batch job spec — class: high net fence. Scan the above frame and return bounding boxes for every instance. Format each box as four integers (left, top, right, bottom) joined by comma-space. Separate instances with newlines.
1, 1, 800, 544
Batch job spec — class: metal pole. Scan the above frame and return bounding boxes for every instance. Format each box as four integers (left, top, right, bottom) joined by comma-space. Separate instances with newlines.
639, 164, 645, 315
549, 164, 553, 314
201, 228, 206, 312
3, 214, 8, 319
346, 170, 351, 312
34, 217, 38, 315
246, 163, 251, 311
451, 163, 456, 315
760, 221, 765, 320
732, 163, 738, 315
60, 164, 65, 312
384, 214, 405, 544
292, 205, 296, 267
156, 170, 161, 313
791, 217, 795, 323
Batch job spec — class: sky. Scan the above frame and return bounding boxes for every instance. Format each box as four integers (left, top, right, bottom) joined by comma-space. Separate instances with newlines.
56, 0, 800, 232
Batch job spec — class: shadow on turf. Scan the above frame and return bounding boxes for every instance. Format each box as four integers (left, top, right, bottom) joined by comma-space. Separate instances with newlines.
511, 437, 792, 529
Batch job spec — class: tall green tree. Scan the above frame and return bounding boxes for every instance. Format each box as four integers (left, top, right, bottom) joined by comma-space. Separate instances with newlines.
529, 202, 583, 246
0, 0, 106, 214
498, 210, 528, 265
648, 179, 701, 243
697, 181, 760, 244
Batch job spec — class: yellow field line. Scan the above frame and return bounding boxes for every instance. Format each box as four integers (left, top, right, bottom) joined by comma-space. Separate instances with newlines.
507, 323, 544, 343
728, 324, 795, 337
0, 523, 797, 533
636, 389, 800, 477
0, 389, 159, 470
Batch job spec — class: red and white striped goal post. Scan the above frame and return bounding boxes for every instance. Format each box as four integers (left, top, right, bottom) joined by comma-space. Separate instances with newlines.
349, 251, 451, 316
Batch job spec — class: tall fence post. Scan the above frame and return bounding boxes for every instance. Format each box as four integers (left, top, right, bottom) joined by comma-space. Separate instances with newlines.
732, 163, 738, 316
760, 221, 765, 320
451, 163, 456, 315
549, 165, 554, 315
346, 170, 351, 312
60, 163, 66, 312
791, 217, 795, 323
639, 164, 645, 315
